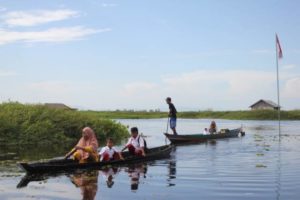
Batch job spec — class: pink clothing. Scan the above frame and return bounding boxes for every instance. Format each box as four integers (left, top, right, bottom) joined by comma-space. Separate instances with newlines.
76, 127, 99, 159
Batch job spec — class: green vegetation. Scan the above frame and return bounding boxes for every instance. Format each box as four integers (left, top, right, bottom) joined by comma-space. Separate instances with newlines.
82, 110, 300, 120
0, 102, 129, 146
1, 102, 298, 146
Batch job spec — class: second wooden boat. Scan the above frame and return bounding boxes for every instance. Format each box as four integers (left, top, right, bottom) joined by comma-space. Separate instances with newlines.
164, 128, 245, 144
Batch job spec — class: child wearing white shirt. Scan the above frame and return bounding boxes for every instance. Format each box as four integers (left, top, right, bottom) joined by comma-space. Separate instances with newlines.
121, 127, 146, 156
99, 138, 124, 161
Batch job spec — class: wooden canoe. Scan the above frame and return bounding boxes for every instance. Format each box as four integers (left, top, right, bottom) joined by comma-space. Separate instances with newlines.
18, 145, 173, 174
164, 128, 245, 144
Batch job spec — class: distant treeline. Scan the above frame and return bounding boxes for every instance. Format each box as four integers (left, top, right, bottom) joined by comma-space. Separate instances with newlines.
82, 110, 300, 120
0, 102, 129, 145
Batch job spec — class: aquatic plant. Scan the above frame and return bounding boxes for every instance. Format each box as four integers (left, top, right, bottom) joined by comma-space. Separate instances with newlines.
0, 102, 129, 145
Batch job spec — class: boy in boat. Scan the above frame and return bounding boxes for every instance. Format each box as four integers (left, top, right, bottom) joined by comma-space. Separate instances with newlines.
121, 127, 146, 156
68, 127, 99, 163
203, 128, 209, 135
166, 97, 178, 135
209, 121, 217, 134
99, 138, 124, 161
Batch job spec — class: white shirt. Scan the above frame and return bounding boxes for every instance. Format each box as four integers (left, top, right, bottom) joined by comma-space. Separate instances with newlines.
126, 136, 144, 149
99, 146, 119, 161
203, 129, 209, 135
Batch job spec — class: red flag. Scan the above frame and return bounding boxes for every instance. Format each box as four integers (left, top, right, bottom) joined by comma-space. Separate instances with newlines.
276, 34, 283, 59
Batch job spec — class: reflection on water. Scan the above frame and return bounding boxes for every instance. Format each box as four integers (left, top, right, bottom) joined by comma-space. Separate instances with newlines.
126, 163, 147, 191
102, 167, 119, 188
70, 171, 98, 200
1, 119, 300, 200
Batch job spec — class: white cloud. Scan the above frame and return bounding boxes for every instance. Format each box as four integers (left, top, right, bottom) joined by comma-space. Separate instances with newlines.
0, 26, 110, 45
282, 77, 300, 98
122, 82, 158, 96
0, 7, 6, 12
0, 69, 16, 76
2, 69, 299, 110
28, 81, 73, 94
162, 70, 275, 96
102, 3, 119, 7
2, 9, 79, 27
121, 69, 296, 110
282, 64, 297, 70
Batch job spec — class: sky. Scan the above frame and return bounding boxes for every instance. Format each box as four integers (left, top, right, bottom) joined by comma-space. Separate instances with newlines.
0, 0, 299, 111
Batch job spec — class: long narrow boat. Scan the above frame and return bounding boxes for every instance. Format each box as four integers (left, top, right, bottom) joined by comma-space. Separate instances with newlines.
164, 128, 245, 144
19, 145, 173, 174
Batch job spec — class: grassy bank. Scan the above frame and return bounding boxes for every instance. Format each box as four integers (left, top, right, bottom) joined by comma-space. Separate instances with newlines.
0, 103, 129, 146
82, 110, 300, 120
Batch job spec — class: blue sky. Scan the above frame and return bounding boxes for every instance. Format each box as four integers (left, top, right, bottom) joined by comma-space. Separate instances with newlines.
0, 0, 299, 111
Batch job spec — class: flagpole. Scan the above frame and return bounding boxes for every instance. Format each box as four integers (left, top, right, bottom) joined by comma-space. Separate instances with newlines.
275, 34, 281, 138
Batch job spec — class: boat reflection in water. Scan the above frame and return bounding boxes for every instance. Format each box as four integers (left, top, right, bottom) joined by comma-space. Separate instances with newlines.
125, 163, 148, 191
101, 167, 120, 188
17, 159, 175, 197
70, 170, 98, 200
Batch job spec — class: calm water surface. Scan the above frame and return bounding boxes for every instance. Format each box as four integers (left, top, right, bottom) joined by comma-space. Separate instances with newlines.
1, 119, 300, 200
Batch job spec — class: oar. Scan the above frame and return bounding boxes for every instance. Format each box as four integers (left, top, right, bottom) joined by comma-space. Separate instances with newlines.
64, 148, 77, 160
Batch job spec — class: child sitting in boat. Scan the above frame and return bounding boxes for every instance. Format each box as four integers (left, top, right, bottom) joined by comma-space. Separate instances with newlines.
203, 128, 209, 135
209, 121, 217, 134
121, 127, 146, 156
99, 138, 124, 161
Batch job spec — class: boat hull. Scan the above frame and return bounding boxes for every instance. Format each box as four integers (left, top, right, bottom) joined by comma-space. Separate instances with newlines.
164, 128, 244, 144
19, 145, 173, 174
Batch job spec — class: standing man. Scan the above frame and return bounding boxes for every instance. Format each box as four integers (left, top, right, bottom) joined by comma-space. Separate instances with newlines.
166, 97, 178, 135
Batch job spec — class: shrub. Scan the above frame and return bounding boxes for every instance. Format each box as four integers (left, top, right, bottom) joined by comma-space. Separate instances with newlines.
0, 102, 129, 145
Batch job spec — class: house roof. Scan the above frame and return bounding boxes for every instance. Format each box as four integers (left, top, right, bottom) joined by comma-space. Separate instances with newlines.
249, 99, 279, 108
44, 103, 75, 110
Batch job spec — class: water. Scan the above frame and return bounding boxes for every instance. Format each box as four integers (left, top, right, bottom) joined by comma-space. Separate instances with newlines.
1, 119, 300, 200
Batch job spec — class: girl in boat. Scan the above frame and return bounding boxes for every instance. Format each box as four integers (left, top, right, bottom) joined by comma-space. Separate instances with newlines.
121, 127, 146, 156
209, 121, 217, 134
69, 127, 99, 163
99, 138, 124, 161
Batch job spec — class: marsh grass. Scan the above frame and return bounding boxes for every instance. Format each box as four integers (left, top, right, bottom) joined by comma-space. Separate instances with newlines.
81, 110, 300, 120
0, 102, 129, 146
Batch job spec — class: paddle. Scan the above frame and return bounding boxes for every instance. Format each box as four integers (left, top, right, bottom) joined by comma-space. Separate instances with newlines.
64, 148, 77, 160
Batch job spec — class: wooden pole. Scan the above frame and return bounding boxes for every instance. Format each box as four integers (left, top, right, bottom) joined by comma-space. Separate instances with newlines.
275, 34, 281, 138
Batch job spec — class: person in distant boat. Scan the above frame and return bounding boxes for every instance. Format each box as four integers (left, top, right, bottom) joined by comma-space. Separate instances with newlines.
68, 127, 99, 163
166, 97, 178, 135
209, 121, 217, 134
203, 128, 209, 135
121, 127, 146, 156
99, 138, 124, 161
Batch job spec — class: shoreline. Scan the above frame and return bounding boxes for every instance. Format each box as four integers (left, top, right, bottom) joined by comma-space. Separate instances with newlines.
81, 110, 300, 120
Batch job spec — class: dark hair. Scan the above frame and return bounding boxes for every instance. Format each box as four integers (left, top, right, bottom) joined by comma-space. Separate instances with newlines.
166, 97, 171, 101
131, 127, 138, 133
